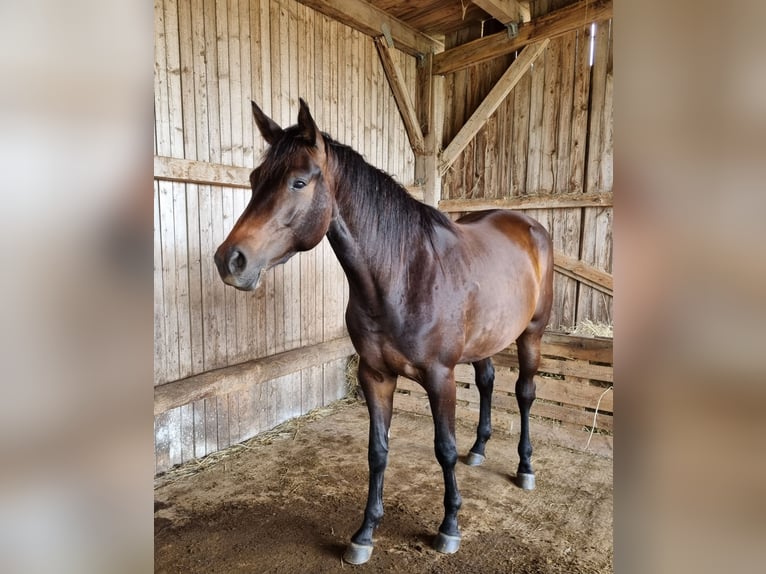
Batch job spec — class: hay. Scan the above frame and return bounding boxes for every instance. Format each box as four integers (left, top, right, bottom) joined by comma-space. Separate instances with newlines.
560, 319, 613, 338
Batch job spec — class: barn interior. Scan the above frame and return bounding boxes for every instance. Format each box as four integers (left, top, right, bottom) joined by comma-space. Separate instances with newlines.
154, 1, 613, 571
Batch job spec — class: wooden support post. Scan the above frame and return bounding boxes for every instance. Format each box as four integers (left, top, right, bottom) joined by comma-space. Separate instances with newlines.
424, 73, 445, 207
440, 39, 548, 175
375, 36, 426, 155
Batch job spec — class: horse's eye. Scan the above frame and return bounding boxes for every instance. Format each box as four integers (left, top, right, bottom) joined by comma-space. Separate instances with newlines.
291, 178, 307, 191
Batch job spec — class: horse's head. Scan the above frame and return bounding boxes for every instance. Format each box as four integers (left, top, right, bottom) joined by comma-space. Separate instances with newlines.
214, 99, 333, 290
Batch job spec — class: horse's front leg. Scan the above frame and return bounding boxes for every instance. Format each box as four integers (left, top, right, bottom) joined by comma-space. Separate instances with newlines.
426, 366, 463, 554
343, 360, 396, 565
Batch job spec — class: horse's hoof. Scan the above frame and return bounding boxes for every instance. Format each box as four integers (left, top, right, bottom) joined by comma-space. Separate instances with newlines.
465, 451, 485, 466
515, 472, 536, 490
343, 542, 374, 565
433, 531, 462, 554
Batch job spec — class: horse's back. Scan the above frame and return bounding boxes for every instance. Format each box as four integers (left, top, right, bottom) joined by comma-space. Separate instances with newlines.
456, 209, 552, 280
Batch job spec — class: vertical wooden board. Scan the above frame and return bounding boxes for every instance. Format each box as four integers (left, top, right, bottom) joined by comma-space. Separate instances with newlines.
228, 0, 244, 169
511, 71, 531, 195
163, 0, 184, 157
179, 403, 195, 463
501, 70, 515, 195
323, 357, 348, 406
257, 0, 272, 126
540, 39, 561, 194
178, 0, 197, 160
205, 0, 221, 164
216, 0, 233, 165
193, 399, 207, 458
158, 180, 180, 382
204, 396, 218, 454
350, 30, 364, 153
191, 0, 210, 162
227, 392, 242, 445
216, 394, 231, 449
154, 411, 171, 473
525, 56, 545, 194
362, 35, 372, 162
154, 0, 170, 157
184, 189, 204, 375
600, 21, 614, 193
554, 32, 576, 194
172, 183, 193, 378
238, 379, 265, 442
586, 21, 610, 195
569, 27, 591, 193
154, 184, 166, 384
240, 0, 253, 169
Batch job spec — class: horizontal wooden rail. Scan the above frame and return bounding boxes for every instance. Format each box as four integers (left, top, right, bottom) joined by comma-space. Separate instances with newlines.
154, 336, 355, 415
439, 192, 612, 212
433, 0, 612, 75
155, 156, 424, 200
154, 155, 252, 188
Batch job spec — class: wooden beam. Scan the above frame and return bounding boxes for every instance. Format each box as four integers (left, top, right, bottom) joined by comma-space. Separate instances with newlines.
375, 36, 425, 154
471, 0, 522, 24
433, 0, 612, 75
155, 336, 356, 415
440, 40, 548, 175
423, 64, 445, 207
554, 250, 613, 296
439, 191, 612, 212
154, 155, 251, 188
296, 0, 442, 57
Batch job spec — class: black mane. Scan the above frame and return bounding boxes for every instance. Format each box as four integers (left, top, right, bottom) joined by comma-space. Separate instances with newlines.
326, 135, 455, 270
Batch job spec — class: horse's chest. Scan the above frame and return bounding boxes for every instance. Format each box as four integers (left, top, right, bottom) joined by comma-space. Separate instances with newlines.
348, 320, 424, 381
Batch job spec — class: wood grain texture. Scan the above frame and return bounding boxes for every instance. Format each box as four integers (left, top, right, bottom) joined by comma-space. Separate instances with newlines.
433, 0, 612, 74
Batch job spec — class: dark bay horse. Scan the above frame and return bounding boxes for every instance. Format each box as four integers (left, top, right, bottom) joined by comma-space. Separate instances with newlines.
214, 99, 553, 565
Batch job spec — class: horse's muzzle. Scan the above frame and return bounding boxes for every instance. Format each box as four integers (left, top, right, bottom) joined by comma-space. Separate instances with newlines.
214, 244, 261, 291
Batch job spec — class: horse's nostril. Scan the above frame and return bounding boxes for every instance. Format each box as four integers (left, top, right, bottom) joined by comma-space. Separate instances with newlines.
228, 248, 247, 274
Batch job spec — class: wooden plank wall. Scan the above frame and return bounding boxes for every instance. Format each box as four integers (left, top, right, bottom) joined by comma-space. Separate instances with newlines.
393, 333, 614, 456
153, 0, 417, 474
442, 17, 613, 329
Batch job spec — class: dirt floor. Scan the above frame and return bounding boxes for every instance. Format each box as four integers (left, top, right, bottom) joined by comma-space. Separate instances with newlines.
155, 400, 613, 573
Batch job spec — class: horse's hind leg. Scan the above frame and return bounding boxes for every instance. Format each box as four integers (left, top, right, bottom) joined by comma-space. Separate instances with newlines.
514, 329, 543, 490
466, 358, 494, 466
426, 366, 463, 554
343, 360, 396, 565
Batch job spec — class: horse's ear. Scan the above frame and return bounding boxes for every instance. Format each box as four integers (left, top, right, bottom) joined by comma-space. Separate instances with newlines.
297, 98, 324, 152
251, 100, 283, 145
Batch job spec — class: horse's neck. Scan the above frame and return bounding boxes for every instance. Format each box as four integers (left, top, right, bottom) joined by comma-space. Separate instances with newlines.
325, 183, 410, 307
